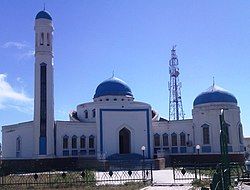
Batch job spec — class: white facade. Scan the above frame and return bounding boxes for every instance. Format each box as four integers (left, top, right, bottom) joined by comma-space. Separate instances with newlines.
1, 10, 245, 161
244, 137, 250, 160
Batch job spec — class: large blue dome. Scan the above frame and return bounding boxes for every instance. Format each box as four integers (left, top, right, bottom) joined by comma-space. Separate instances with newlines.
35, 11, 52, 20
193, 85, 237, 106
94, 77, 133, 98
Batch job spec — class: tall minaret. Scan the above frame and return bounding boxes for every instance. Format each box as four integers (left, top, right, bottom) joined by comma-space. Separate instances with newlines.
33, 10, 54, 157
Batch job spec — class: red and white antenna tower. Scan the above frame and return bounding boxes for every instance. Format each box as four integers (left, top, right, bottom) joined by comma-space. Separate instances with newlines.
168, 45, 185, 120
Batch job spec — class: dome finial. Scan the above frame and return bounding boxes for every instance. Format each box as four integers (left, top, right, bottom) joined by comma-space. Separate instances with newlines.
172, 44, 177, 51
43, 3, 46, 11
112, 70, 115, 78
213, 76, 215, 87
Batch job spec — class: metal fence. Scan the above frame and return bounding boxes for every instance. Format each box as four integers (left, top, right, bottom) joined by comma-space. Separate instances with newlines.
0, 160, 153, 188
172, 162, 244, 182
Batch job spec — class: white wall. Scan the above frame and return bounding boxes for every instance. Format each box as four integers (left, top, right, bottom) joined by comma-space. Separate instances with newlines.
244, 137, 250, 160
94, 99, 152, 158
55, 121, 97, 157
152, 119, 194, 154
2, 121, 34, 159
100, 109, 151, 157
192, 102, 243, 154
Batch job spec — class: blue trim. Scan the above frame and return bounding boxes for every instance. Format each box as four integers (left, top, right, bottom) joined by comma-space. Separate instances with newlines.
228, 146, 233, 152
145, 109, 151, 158
193, 147, 196, 153
80, 150, 87, 155
99, 109, 151, 158
89, 150, 96, 155
163, 147, 170, 153
240, 145, 245, 152
171, 147, 178, 153
154, 148, 161, 154
180, 147, 187, 153
72, 150, 78, 156
202, 146, 211, 153
39, 137, 47, 155
54, 123, 56, 156
100, 110, 103, 152
63, 150, 69, 156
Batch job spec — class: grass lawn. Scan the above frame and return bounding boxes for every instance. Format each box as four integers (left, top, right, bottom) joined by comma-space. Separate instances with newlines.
0, 182, 147, 190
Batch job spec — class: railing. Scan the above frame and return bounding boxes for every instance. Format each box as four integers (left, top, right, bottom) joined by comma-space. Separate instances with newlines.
172, 162, 244, 183
0, 159, 153, 188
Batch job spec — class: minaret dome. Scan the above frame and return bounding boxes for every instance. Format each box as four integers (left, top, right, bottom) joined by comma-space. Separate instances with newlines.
35, 10, 52, 20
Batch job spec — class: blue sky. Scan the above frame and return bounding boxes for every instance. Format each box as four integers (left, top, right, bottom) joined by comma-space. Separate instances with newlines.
1, 0, 250, 141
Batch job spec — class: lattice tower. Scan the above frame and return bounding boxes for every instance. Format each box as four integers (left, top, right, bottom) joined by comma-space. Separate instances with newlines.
168, 46, 185, 120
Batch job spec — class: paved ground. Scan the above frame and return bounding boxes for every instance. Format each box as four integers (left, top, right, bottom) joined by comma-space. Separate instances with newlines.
142, 185, 193, 190
152, 169, 193, 184
141, 169, 193, 190
236, 183, 250, 190
141, 169, 250, 190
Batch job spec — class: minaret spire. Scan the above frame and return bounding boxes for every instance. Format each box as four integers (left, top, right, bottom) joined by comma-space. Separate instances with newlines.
34, 11, 54, 157
168, 45, 185, 120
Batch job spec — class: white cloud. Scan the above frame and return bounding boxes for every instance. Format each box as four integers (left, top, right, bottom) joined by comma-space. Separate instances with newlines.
0, 74, 33, 113
2, 41, 34, 62
18, 50, 35, 60
16, 77, 23, 83
2, 41, 28, 49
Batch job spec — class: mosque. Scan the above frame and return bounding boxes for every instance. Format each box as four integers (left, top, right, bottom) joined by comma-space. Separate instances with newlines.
1, 10, 245, 164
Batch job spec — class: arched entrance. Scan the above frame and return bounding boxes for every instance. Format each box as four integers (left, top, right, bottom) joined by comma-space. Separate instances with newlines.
119, 127, 131, 154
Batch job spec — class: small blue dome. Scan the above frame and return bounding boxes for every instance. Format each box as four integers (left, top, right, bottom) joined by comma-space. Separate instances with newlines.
35, 11, 52, 20
193, 85, 237, 106
94, 77, 133, 98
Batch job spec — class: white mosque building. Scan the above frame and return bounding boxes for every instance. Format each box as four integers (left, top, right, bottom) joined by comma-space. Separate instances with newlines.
2, 10, 245, 164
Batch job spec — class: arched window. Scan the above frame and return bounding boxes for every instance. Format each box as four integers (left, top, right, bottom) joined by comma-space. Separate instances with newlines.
35, 33, 38, 47
88, 135, 95, 155
72, 135, 77, 149
40, 33, 44, 45
92, 109, 96, 118
16, 137, 21, 152
239, 124, 243, 144
16, 136, 21, 157
84, 110, 88, 119
163, 133, 169, 146
171, 133, 177, 146
89, 135, 95, 149
154, 134, 160, 147
225, 123, 230, 144
80, 135, 86, 149
202, 124, 210, 144
63, 135, 69, 149
47, 33, 50, 46
180, 132, 186, 146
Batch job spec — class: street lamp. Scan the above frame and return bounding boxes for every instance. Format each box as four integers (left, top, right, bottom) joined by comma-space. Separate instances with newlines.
141, 146, 146, 180
141, 145, 146, 159
196, 144, 200, 155
195, 144, 201, 180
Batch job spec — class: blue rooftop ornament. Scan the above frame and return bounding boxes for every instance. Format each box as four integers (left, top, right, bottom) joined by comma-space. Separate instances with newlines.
193, 85, 237, 106
35, 10, 52, 20
94, 77, 133, 98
